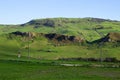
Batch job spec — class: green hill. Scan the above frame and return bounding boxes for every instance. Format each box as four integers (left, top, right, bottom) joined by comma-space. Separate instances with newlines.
0, 32, 120, 60
0, 17, 120, 60
1, 17, 120, 41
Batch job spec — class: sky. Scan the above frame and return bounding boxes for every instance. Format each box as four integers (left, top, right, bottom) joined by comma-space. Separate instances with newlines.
0, 0, 120, 24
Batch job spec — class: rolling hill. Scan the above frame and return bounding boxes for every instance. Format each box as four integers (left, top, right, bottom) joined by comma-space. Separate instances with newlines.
0, 17, 120, 60
1, 17, 120, 41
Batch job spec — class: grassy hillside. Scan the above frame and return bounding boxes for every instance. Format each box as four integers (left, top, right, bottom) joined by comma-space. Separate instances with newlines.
0, 17, 120, 41
0, 17, 120, 60
0, 18, 120, 80
0, 32, 119, 61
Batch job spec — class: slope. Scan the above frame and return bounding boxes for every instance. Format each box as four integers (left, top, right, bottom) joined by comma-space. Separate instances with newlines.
0, 17, 120, 41
0, 31, 120, 60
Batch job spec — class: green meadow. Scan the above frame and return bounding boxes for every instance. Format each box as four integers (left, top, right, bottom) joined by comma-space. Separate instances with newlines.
0, 60, 120, 80
0, 18, 120, 80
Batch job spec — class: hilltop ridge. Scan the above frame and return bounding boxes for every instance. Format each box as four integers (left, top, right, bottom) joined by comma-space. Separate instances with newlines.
0, 17, 120, 41
22, 17, 119, 27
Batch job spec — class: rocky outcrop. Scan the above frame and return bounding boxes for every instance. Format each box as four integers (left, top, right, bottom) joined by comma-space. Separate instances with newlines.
107, 32, 120, 42
11, 31, 27, 37
93, 32, 120, 43
45, 33, 84, 42
10, 31, 38, 38
10, 31, 84, 43
26, 19, 55, 27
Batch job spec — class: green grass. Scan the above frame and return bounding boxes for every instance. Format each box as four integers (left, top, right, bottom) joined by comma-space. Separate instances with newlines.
0, 34, 120, 60
0, 18, 120, 80
0, 60, 120, 80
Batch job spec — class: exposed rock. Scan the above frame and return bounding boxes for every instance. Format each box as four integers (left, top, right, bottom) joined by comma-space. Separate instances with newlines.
27, 19, 55, 27
11, 31, 27, 37
10, 31, 84, 43
87, 18, 111, 23
93, 32, 120, 43
10, 31, 38, 38
107, 32, 120, 42
45, 33, 84, 42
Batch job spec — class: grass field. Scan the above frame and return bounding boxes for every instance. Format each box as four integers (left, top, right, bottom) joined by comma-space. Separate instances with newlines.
0, 33, 120, 60
0, 60, 120, 80
0, 18, 120, 80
